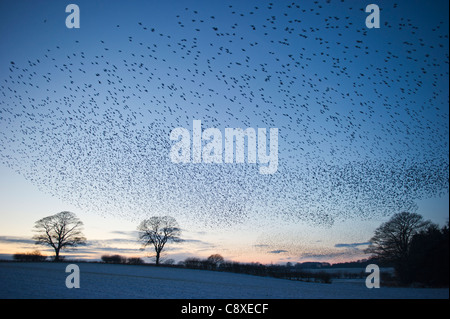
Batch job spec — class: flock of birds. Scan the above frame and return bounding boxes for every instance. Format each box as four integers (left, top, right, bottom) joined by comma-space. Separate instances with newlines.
0, 0, 448, 228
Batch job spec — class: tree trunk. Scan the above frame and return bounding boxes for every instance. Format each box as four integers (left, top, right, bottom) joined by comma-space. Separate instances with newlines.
155, 251, 160, 266
54, 248, 60, 262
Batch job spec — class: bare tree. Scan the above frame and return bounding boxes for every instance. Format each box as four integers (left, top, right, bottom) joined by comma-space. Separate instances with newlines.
365, 211, 431, 283
137, 216, 182, 266
206, 254, 224, 270
33, 211, 87, 261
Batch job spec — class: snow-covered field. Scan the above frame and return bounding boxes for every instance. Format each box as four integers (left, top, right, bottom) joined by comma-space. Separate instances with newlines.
0, 262, 448, 299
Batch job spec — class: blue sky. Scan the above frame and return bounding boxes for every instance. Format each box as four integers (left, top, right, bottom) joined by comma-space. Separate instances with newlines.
0, 0, 448, 264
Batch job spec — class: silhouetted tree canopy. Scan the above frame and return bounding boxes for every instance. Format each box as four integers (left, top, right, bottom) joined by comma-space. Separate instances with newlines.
365, 212, 446, 285
137, 216, 182, 265
32, 211, 86, 262
408, 222, 449, 287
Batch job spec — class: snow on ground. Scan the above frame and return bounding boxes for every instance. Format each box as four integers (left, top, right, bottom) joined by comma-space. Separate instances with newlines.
0, 262, 448, 299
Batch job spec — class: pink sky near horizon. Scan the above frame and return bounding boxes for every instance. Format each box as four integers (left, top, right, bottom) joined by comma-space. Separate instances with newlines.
1, 164, 447, 266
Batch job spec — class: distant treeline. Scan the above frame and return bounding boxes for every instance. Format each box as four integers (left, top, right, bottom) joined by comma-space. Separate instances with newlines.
13, 250, 47, 262
286, 258, 389, 269
179, 256, 389, 283
100, 254, 144, 265
95, 253, 335, 283
182, 257, 334, 283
